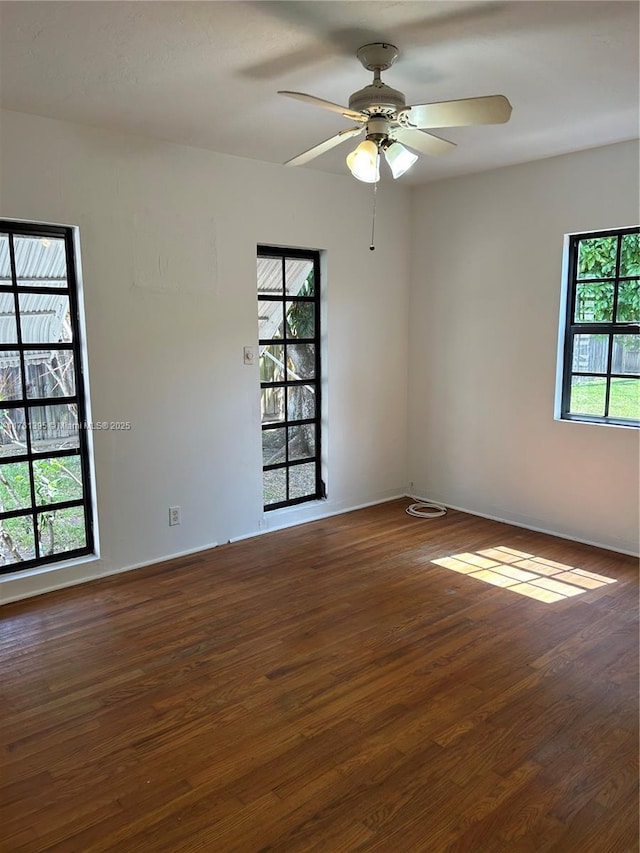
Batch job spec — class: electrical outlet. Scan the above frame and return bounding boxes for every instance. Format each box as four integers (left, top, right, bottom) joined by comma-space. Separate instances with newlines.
169, 506, 181, 526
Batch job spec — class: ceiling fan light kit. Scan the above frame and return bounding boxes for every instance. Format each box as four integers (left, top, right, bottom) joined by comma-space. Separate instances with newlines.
279, 42, 513, 184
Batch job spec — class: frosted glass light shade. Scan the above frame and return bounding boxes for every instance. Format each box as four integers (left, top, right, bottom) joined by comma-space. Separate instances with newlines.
384, 142, 418, 178
346, 140, 380, 183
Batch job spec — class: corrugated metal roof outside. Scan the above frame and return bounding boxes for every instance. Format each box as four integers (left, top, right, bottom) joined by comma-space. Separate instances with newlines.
0, 236, 69, 364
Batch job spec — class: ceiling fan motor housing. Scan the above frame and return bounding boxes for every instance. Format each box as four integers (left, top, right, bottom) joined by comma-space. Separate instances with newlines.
348, 81, 406, 117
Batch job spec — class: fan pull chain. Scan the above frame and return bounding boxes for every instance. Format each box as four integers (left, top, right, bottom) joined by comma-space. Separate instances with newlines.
369, 152, 380, 251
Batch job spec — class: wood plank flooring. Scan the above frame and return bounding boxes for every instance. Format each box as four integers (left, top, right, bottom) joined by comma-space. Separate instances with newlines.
1, 500, 638, 852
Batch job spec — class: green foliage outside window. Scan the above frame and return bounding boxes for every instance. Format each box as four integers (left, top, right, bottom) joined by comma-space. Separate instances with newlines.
576, 233, 639, 322
0, 456, 85, 561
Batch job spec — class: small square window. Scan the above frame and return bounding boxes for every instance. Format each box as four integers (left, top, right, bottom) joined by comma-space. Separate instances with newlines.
559, 228, 639, 426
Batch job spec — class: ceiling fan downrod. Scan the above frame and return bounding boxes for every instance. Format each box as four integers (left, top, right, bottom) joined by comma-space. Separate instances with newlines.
348, 43, 406, 117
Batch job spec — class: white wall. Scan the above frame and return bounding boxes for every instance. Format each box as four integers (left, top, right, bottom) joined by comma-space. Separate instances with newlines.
0, 109, 411, 601
408, 140, 640, 554
1, 111, 636, 603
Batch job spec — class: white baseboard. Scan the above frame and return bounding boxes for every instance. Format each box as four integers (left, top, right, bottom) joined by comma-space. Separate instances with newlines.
229, 493, 406, 543
408, 493, 639, 558
0, 541, 218, 605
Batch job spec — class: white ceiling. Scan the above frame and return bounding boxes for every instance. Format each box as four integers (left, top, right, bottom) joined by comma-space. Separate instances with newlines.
1, 1, 638, 185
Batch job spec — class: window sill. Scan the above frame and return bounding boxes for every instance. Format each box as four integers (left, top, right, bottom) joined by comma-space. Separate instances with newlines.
0, 552, 99, 584
554, 415, 639, 430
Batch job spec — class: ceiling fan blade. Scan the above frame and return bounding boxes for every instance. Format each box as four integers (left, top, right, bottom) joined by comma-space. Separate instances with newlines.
284, 126, 364, 167
400, 95, 512, 129
392, 128, 456, 157
278, 91, 365, 122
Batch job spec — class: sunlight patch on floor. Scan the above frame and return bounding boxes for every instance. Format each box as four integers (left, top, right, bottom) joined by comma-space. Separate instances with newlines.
432, 546, 616, 603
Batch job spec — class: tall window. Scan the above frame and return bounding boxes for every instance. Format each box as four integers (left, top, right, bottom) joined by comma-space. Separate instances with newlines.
0, 220, 94, 572
257, 246, 323, 510
559, 227, 639, 426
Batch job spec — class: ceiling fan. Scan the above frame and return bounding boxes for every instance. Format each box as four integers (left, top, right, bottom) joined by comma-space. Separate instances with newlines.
279, 43, 512, 182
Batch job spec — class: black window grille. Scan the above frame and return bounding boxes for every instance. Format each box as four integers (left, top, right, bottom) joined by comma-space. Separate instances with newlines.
0, 220, 94, 572
560, 227, 639, 426
257, 246, 324, 510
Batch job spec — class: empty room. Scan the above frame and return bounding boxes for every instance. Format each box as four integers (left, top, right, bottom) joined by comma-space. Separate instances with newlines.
0, 1, 638, 850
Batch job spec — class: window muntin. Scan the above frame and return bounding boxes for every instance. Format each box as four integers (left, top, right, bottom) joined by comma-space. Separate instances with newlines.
0, 220, 94, 571
561, 228, 639, 426
257, 247, 323, 510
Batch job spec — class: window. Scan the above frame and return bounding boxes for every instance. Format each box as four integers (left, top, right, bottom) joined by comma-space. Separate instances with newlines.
257, 246, 324, 510
0, 220, 94, 572
559, 227, 639, 426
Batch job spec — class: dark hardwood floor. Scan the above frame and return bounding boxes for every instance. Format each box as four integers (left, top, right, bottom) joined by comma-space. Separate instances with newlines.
1, 500, 638, 852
